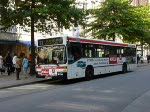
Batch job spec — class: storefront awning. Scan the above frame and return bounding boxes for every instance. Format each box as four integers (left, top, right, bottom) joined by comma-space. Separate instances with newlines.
0, 40, 17, 44
16, 40, 38, 46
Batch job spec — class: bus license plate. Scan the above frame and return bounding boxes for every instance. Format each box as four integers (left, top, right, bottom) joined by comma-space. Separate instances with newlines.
45, 76, 52, 79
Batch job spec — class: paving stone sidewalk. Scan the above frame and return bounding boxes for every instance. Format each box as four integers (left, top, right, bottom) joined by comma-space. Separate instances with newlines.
0, 62, 149, 89
137, 61, 150, 67
0, 72, 48, 89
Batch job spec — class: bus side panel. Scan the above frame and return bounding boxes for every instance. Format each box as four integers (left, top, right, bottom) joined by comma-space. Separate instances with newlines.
94, 65, 122, 75
67, 60, 85, 79
67, 58, 137, 79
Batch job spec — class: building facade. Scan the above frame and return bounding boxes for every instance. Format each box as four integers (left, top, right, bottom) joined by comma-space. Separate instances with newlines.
132, 0, 149, 6
0, 25, 46, 60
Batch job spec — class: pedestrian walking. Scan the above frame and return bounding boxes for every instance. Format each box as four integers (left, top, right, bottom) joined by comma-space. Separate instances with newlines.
5, 52, 12, 75
0, 53, 3, 74
12, 53, 17, 72
147, 55, 150, 63
28, 54, 31, 75
16, 56, 22, 80
22, 56, 29, 78
137, 54, 140, 64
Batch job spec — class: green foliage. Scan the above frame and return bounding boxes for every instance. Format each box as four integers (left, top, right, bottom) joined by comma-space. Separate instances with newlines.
0, 0, 9, 6
0, 0, 83, 33
0, 0, 84, 75
86, 0, 150, 44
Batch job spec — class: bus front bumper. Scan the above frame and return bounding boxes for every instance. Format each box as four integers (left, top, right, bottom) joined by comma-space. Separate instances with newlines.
44, 72, 67, 80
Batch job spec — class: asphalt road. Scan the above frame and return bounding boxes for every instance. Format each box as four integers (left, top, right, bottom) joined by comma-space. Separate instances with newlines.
0, 65, 150, 112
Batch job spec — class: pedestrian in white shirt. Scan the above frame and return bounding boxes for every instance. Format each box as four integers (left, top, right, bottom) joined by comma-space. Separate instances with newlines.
0, 53, 3, 74
12, 54, 17, 72
12, 54, 17, 66
0, 52, 3, 69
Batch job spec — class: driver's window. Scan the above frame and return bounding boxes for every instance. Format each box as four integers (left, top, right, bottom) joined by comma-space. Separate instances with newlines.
67, 42, 81, 64
67, 46, 74, 64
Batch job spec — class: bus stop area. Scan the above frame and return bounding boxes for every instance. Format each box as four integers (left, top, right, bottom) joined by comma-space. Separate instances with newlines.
0, 62, 149, 90
0, 72, 48, 89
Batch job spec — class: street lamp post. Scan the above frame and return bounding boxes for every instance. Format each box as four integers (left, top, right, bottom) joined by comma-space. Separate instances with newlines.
73, 0, 87, 37
82, 0, 87, 37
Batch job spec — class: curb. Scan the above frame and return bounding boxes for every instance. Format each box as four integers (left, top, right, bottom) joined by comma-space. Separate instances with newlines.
0, 79, 49, 90
137, 64, 150, 67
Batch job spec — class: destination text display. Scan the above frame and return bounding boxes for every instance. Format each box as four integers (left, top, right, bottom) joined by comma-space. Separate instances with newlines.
38, 37, 63, 46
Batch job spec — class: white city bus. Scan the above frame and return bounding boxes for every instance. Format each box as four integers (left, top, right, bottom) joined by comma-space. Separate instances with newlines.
36, 36, 137, 80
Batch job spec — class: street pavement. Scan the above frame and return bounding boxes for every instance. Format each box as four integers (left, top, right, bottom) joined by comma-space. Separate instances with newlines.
0, 62, 149, 89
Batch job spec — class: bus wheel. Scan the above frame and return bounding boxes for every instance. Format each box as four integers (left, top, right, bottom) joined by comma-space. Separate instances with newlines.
122, 64, 127, 73
85, 66, 94, 80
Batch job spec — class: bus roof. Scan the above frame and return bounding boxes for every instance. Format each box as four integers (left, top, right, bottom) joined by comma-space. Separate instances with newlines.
67, 36, 136, 48
38, 36, 136, 48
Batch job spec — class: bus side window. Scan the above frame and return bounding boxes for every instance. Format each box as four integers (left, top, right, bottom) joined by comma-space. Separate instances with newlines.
73, 51, 80, 59
104, 46, 110, 57
72, 47, 81, 60
95, 45, 104, 58
82, 43, 88, 57
102, 54, 105, 57
82, 49, 86, 57
117, 47, 122, 57
104, 50, 109, 57
109, 46, 117, 55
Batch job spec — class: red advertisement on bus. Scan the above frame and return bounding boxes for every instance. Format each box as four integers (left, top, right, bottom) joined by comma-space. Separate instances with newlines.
109, 55, 117, 64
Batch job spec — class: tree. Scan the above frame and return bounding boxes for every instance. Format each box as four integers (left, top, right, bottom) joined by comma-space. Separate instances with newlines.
0, 0, 84, 75
86, 0, 150, 43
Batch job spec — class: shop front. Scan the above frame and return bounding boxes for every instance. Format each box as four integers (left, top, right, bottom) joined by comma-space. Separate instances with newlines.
0, 32, 42, 59
0, 32, 19, 58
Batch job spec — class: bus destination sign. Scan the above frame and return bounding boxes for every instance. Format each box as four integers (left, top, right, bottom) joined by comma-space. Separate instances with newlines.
38, 37, 63, 46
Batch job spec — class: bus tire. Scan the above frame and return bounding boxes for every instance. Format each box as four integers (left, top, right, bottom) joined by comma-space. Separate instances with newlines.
122, 63, 127, 73
85, 66, 94, 80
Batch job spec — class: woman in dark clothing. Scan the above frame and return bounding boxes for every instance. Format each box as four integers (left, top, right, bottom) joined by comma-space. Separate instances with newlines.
147, 55, 150, 63
5, 52, 12, 75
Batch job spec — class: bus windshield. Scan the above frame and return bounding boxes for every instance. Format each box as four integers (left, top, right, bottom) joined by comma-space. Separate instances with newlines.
37, 45, 67, 65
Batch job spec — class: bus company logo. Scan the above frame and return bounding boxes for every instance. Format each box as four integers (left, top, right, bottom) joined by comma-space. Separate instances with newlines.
42, 69, 49, 73
77, 61, 86, 67
109, 55, 117, 64
41, 69, 49, 76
